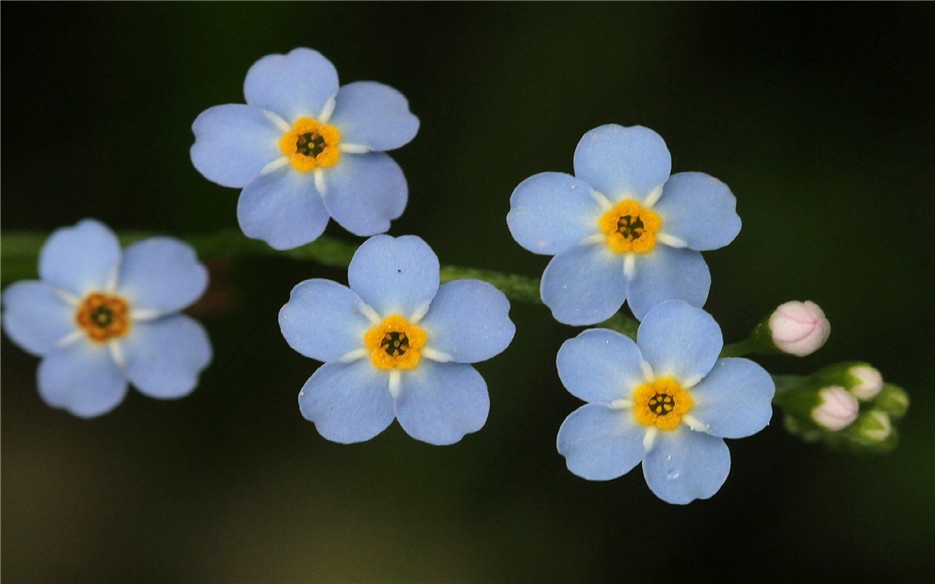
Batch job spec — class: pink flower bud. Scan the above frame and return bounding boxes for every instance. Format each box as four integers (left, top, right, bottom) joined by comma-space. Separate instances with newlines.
768, 300, 830, 356
811, 386, 859, 431
849, 365, 884, 401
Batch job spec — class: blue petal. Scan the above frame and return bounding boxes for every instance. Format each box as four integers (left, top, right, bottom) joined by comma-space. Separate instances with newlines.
243, 48, 339, 122
556, 329, 645, 404
39, 219, 121, 295
298, 360, 395, 444
395, 360, 489, 445
190, 104, 282, 189
1, 281, 75, 356
418, 280, 515, 364
347, 235, 439, 318
637, 300, 722, 382
556, 403, 645, 481
237, 167, 331, 250
122, 315, 212, 399
688, 358, 775, 438
540, 243, 628, 326
328, 81, 419, 151
118, 238, 208, 316
37, 342, 128, 418
654, 172, 742, 251
642, 427, 730, 504
573, 125, 671, 203
320, 152, 407, 237
626, 246, 711, 320
279, 279, 372, 362
507, 172, 603, 256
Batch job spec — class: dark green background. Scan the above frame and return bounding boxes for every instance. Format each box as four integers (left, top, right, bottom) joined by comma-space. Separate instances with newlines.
3, 3, 934, 582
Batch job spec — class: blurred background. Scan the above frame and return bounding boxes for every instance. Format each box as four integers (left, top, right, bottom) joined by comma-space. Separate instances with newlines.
3, 4, 934, 582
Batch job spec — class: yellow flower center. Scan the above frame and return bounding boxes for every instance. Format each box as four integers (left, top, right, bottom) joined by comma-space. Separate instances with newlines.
597, 199, 661, 254
278, 117, 341, 172
75, 292, 131, 343
632, 377, 693, 431
364, 314, 427, 370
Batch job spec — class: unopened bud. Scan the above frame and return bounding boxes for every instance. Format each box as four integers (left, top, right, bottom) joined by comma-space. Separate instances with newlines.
853, 410, 892, 442
872, 383, 909, 420
848, 365, 883, 401
811, 386, 859, 431
768, 300, 831, 357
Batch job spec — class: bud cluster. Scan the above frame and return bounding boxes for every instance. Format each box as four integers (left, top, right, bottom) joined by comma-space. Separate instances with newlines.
773, 363, 908, 454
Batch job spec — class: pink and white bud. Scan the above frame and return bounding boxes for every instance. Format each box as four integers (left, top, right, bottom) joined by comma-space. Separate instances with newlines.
811, 386, 859, 431
768, 300, 831, 356
849, 365, 883, 401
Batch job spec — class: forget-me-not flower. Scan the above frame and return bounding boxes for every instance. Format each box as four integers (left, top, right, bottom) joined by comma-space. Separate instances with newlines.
507, 124, 741, 324
1, 219, 212, 418
556, 300, 774, 504
191, 47, 420, 250
279, 235, 515, 445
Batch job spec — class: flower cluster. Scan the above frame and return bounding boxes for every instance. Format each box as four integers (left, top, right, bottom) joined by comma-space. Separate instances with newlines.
191, 47, 419, 250
555, 301, 774, 504
2, 47, 907, 507
2, 219, 212, 417
280, 235, 515, 445
507, 124, 741, 324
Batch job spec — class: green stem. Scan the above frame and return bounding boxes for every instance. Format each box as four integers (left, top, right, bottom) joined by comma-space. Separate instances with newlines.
720, 337, 761, 358
1, 229, 640, 336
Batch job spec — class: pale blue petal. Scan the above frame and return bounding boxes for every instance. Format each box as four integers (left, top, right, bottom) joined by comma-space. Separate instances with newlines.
689, 358, 775, 439
244, 48, 339, 122
637, 300, 722, 382
39, 219, 121, 295
1, 281, 75, 356
190, 104, 282, 188
541, 244, 628, 326
642, 428, 730, 504
573, 125, 671, 203
328, 81, 419, 151
37, 342, 128, 418
654, 172, 742, 251
395, 360, 489, 445
118, 238, 208, 315
279, 279, 372, 362
556, 329, 645, 404
122, 315, 212, 399
626, 246, 711, 320
418, 281, 515, 364
348, 235, 439, 318
298, 360, 395, 444
556, 403, 645, 481
320, 152, 407, 237
237, 167, 330, 250
507, 172, 603, 256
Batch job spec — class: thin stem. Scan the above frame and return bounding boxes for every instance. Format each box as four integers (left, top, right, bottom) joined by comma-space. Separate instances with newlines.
1, 229, 642, 335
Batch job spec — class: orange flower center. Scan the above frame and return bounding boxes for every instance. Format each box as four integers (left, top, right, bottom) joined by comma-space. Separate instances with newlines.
597, 199, 662, 254
278, 117, 341, 172
75, 292, 131, 343
363, 315, 427, 370
632, 376, 693, 431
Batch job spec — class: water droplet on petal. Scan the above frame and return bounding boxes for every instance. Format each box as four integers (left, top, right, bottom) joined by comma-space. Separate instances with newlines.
666, 470, 680, 480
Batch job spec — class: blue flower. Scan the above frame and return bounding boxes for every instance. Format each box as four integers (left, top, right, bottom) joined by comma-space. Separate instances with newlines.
1, 219, 212, 418
507, 124, 741, 324
555, 300, 774, 504
191, 47, 420, 250
279, 235, 515, 445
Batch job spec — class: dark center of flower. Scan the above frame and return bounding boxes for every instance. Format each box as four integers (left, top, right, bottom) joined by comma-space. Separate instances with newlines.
615, 214, 645, 240
296, 132, 328, 158
381, 332, 410, 357
90, 306, 116, 328
648, 392, 676, 416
